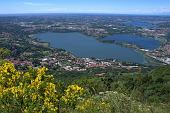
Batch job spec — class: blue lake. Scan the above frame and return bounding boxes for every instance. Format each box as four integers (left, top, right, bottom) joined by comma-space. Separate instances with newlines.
103, 34, 160, 50
124, 21, 157, 29
34, 32, 160, 64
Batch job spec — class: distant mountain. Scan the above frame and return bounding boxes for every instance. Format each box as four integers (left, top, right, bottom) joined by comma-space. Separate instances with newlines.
155, 12, 170, 16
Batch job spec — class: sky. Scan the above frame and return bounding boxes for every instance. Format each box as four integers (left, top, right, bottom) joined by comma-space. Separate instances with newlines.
0, 0, 170, 14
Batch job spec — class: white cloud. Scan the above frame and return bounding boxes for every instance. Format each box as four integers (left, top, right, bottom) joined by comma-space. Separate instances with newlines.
109, 8, 170, 14
32, 8, 68, 12
23, 2, 53, 6
22, 2, 170, 14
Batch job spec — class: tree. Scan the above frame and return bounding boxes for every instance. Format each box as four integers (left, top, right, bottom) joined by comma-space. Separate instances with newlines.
0, 48, 11, 59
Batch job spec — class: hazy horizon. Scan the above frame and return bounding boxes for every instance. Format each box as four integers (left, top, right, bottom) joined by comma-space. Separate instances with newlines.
0, 12, 170, 16
0, 0, 170, 15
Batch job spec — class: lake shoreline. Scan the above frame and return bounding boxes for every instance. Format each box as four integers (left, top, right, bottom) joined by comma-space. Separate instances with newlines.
31, 32, 163, 65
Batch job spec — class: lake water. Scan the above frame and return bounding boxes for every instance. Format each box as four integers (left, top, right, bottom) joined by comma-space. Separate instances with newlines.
103, 34, 160, 50
124, 21, 157, 29
34, 32, 159, 64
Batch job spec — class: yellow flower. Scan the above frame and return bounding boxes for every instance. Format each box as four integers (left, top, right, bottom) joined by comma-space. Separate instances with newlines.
62, 85, 84, 105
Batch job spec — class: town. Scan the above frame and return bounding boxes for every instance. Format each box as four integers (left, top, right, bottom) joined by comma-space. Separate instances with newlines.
0, 14, 170, 73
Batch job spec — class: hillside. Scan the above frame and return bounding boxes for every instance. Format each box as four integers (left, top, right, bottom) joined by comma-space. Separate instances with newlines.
0, 51, 169, 112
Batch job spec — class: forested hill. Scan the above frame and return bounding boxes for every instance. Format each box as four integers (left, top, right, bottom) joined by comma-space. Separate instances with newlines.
0, 48, 170, 113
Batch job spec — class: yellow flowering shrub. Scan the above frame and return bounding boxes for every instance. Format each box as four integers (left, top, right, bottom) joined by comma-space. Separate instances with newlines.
75, 98, 111, 113
74, 91, 157, 113
0, 61, 84, 113
62, 85, 84, 107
